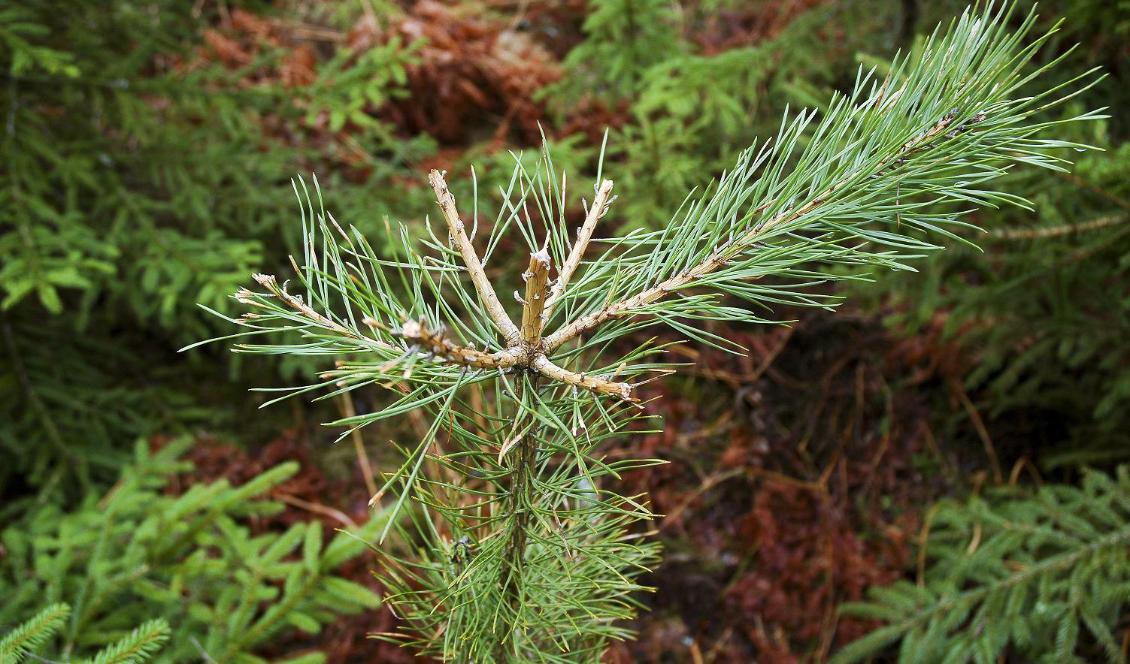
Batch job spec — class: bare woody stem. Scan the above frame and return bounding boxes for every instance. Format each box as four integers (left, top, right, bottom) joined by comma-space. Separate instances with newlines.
429, 169, 522, 346
543, 179, 614, 317
532, 356, 632, 400
397, 320, 523, 370
521, 250, 551, 346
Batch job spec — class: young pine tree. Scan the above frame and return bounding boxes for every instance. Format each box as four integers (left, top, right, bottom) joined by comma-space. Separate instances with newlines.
201, 4, 1100, 661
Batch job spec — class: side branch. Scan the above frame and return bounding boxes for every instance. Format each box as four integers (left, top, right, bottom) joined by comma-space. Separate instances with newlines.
531, 355, 634, 401
396, 320, 523, 370
991, 213, 1127, 240
428, 170, 521, 345
246, 274, 396, 353
544, 179, 614, 317
542, 112, 966, 351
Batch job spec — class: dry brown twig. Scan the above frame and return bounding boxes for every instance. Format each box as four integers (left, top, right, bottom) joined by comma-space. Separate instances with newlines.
428, 170, 522, 345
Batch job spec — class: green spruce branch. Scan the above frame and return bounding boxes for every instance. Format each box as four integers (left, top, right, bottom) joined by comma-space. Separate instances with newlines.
0, 604, 170, 664
0, 603, 70, 663
835, 467, 1130, 663
0, 440, 383, 663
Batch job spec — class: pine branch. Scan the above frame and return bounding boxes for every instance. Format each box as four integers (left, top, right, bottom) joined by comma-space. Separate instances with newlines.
545, 16, 1103, 352
243, 273, 395, 354
543, 110, 968, 351
544, 179, 614, 317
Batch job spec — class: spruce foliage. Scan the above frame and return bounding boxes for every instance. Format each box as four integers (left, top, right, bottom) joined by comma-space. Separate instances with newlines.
0, 1, 428, 492
206, 4, 1099, 660
0, 438, 383, 663
549, 0, 684, 103
835, 467, 1130, 663
1, 604, 169, 664
0, 604, 73, 663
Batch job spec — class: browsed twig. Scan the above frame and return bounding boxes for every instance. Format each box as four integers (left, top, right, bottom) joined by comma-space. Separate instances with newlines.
396, 320, 523, 370
521, 249, 551, 345
544, 179, 614, 317
247, 274, 397, 353
429, 169, 522, 345
531, 356, 633, 400
253, 172, 639, 401
420, 172, 636, 401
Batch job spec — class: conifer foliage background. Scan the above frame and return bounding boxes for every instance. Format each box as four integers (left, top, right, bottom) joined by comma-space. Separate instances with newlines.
1, 0, 1127, 662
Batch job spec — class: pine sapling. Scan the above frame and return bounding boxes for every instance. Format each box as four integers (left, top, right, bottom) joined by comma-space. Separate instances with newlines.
197, 3, 1102, 661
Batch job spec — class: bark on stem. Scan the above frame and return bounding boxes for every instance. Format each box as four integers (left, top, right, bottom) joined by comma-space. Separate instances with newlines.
531, 356, 633, 400
429, 170, 521, 345
543, 179, 614, 317
521, 250, 551, 346
398, 320, 523, 370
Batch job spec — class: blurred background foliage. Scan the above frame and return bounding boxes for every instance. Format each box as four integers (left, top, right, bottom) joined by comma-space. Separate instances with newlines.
0, 0, 1127, 661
